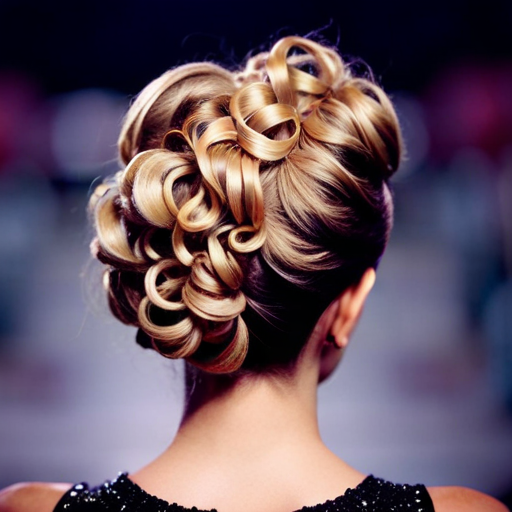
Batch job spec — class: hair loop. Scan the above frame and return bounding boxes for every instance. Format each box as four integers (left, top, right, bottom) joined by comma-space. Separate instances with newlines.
176, 183, 221, 233
144, 259, 187, 311
190, 317, 248, 373
161, 161, 198, 218
161, 129, 192, 153
140, 302, 203, 359
172, 225, 195, 267
207, 224, 244, 290
265, 36, 343, 121
189, 116, 238, 202
228, 224, 266, 254
133, 228, 163, 261
93, 188, 146, 266
230, 83, 301, 161
182, 252, 246, 322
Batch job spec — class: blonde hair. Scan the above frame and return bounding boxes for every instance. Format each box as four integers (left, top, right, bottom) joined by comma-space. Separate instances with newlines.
90, 36, 402, 373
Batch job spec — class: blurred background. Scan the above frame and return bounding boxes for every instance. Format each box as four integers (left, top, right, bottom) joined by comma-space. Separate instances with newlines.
1, 0, 512, 506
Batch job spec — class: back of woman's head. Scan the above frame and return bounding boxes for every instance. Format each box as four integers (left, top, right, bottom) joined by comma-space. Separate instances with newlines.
89, 36, 402, 374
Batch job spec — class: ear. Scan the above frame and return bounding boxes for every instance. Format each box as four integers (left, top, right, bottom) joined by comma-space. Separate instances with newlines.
330, 268, 376, 349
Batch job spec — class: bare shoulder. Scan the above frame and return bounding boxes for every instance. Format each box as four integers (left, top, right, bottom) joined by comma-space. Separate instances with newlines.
0, 482, 72, 512
428, 485, 509, 512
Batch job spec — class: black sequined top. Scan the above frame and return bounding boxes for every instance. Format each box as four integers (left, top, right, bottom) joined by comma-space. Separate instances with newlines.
53, 473, 435, 512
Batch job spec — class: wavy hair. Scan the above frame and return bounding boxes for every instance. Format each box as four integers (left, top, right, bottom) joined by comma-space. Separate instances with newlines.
89, 36, 402, 373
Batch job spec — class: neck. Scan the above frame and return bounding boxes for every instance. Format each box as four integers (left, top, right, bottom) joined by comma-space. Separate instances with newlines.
175, 363, 321, 457
130, 350, 366, 512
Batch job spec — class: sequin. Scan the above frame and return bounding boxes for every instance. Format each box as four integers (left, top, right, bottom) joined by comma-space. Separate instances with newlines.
53, 472, 435, 512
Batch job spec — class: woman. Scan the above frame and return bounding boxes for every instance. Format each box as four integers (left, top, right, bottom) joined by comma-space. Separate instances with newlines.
0, 35, 507, 512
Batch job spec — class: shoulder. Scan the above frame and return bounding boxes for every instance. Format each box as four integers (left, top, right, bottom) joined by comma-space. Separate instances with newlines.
0, 482, 72, 512
428, 485, 509, 512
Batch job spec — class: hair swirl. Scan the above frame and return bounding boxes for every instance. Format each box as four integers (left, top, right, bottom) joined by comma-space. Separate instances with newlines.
90, 36, 402, 373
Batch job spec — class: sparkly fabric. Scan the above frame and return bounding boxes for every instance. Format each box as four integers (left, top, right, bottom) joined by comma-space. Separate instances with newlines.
53, 472, 435, 512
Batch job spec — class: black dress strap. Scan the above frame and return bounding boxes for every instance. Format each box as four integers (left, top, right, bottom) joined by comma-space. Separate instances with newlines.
296, 475, 435, 511
53, 473, 215, 512
54, 473, 435, 512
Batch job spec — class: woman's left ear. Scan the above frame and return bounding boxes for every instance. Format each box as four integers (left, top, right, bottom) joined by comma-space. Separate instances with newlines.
330, 268, 376, 349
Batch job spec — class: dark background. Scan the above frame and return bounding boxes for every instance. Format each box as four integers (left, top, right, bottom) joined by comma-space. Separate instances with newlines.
2, 0, 511, 95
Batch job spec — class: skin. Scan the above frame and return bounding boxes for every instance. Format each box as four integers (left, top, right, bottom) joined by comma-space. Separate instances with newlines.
0, 269, 508, 512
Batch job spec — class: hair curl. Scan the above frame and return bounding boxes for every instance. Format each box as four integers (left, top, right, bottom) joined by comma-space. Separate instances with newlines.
89, 36, 402, 373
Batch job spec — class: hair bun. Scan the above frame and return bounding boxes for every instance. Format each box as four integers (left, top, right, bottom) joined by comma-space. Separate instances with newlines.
90, 35, 403, 374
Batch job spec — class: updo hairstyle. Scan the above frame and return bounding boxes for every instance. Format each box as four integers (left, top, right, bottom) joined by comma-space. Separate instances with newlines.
89, 36, 402, 374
